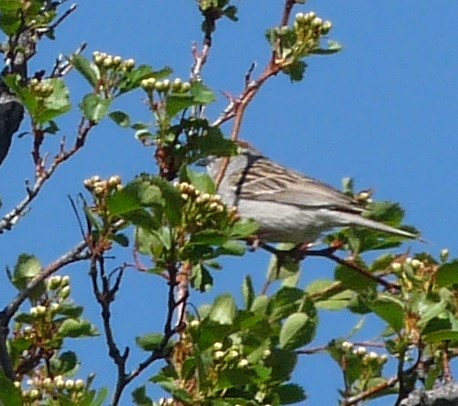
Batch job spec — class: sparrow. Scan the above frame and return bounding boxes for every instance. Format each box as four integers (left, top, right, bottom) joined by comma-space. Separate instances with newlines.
205, 141, 418, 244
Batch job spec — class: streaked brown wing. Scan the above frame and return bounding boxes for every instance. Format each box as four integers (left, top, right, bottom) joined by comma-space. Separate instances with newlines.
234, 155, 363, 213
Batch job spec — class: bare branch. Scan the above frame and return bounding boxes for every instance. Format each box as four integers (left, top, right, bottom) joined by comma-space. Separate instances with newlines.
0, 118, 94, 234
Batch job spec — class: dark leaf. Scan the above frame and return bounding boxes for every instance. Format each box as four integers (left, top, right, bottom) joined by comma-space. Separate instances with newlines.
109, 110, 131, 128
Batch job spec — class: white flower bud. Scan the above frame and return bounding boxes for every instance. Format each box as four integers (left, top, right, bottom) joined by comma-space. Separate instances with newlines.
392, 262, 402, 271
440, 248, 449, 262
65, 379, 74, 390
238, 359, 249, 368
214, 350, 225, 360
213, 342, 223, 351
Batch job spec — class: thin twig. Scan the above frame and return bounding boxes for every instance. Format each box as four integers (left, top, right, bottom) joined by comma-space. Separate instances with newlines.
0, 118, 94, 234
0, 240, 90, 379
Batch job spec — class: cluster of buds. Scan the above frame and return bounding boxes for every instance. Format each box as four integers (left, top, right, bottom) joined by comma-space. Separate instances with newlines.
29, 78, 53, 98
157, 398, 174, 406
92, 51, 135, 72
19, 375, 86, 403
141, 77, 191, 94
294, 11, 332, 36
341, 341, 388, 366
212, 342, 249, 369
174, 182, 239, 231
291, 11, 332, 55
84, 175, 123, 198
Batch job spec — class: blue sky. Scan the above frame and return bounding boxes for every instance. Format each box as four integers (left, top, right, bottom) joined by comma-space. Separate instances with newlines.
1, 1, 458, 404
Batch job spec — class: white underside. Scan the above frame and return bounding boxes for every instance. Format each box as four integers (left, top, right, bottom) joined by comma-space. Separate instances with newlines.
237, 199, 343, 243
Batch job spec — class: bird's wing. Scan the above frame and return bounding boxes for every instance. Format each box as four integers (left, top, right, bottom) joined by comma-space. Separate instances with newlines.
233, 155, 363, 213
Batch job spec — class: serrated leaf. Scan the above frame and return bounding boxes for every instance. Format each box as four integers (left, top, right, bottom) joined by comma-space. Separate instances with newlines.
12, 254, 41, 290
190, 82, 216, 104
109, 110, 131, 128
80, 94, 111, 123
209, 294, 237, 325
135, 333, 164, 352
70, 54, 100, 88
31, 79, 71, 124
276, 383, 307, 404
279, 312, 314, 350
166, 94, 195, 117
369, 295, 405, 333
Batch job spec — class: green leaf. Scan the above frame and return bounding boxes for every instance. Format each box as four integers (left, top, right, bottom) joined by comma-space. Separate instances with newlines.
135, 333, 164, 352
229, 219, 259, 239
242, 275, 255, 310
282, 60, 307, 82
223, 5, 238, 21
436, 261, 458, 287
49, 351, 78, 375
57, 319, 99, 338
132, 386, 153, 406
11, 254, 45, 299
156, 380, 194, 404
0, 369, 22, 406
90, 387, 109, 406
369, 295, 405, 333
334, 262, 377, 291
309, 40, 343, 55
80, 94, 111, 123
56, 303, 84, 318
70, 54, 100, 88
267, 244, 300, 282
186, 168, 215, 194
316, 290, 354, 311
111, 232, 129, 247
215, 240, 246, 256
266, 348, 297, 382
209, 294, 237, 325
191, 264, 213, 292
107, 184, 145, 215
276, 383, 307, 404
190, 82, 216, 104
36, 79, 72, 124
189, 229, 227, 245
109, 111, 131, 128
279, 312, 313, 350
166, 94, 195, 117
251, 295, 269, 315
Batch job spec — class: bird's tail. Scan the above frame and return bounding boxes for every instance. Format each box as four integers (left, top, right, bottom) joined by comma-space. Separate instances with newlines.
340, 212, 419, 240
